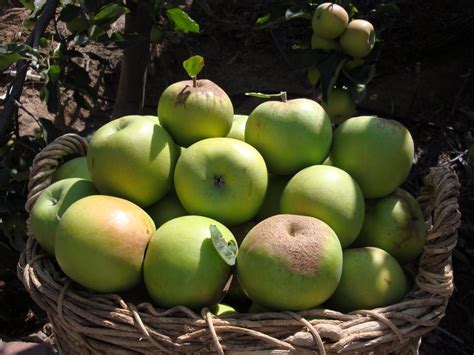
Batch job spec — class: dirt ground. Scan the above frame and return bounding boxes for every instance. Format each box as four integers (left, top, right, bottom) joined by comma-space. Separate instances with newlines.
1, 0, 474, 353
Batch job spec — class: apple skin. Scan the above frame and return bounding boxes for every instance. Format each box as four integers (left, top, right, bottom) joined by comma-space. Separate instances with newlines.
328, 247, 407, 312
245, 98, 332, 175
55, 195, 155, 293
340, 20, 375, 58
354, 188, 426, 265
174, 138, 268, 226
226, 114, 248, 141
87, 115, 179, 207
321, 87, 356, 124
280, 165, 365, 248
146, 191, 188, 228
158, 79, 234, 147
311, 33, 340, 51
330, 116, 414, 198
237, 214, 343, 311
52, 157, 91, 182
255, 174, 290, 222
143, 215, 236, 309
312, 3, 349, 39
30, 178, 98, 256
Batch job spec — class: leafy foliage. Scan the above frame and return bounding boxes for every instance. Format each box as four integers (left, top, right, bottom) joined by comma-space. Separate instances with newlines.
183, 55, 205, 78
1, 0, 200, 116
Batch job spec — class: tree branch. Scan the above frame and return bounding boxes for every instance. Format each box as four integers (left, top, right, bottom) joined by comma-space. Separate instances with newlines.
0, 0, 60, 144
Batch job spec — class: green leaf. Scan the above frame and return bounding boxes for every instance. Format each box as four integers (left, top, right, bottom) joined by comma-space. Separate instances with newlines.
183, 55, 204, 78
93, 3, 129, 23
19, 0, 35, 11
316, 52, 347, 103
58, 4, 83, 22
245, 91, 287, 100
210, 225, 237, 266
285, 8, 311, 21
166, 8, 200, 33
0, 52, 26, 72
256, 13, 271, 24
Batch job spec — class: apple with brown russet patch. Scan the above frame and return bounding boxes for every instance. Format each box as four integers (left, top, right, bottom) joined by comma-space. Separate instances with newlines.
237, 214, 343, 311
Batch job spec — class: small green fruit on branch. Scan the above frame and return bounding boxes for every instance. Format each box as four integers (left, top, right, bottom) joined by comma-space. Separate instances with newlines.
183, 55, 205, 87
245, 91, 288, 102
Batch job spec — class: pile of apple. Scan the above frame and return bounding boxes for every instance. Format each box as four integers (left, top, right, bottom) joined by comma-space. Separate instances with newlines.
309, 3, 376, 125
30, 56, 425, 315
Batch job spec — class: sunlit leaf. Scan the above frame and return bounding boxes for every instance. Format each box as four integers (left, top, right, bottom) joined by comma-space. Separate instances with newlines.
166, 8, 199, 33
256, 13, 271, 24
93, 3, 129, 22
183, 55, 204, 78
210, 224, 238, 266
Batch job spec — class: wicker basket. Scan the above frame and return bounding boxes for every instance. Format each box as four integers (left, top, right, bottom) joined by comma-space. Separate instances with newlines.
18, 133, 461, 354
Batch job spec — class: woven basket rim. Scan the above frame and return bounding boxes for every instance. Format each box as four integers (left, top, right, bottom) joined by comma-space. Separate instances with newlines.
18, 133, 462, 354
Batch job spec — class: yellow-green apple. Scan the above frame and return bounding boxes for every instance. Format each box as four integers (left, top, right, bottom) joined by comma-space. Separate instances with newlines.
330, 116, 414, 198
87, 115, 179, 207
312, 3, 349, 39
145, 191, 188, 228
52, 157, 91, 182
174, 138, 268, 226
281, 165, 364, 248
339, 19, 375, 58
237, 214, 343, 311
30, 178, 97, 256
311, 33, 340, 51
55, 195, 155, 292
245, 98, 332, 175
354, 189, 426, 265
143, 215, 236, 309
321, 87, 356, 124
158, 79, 234, 147
255, 174, 290, 221
329, 247, 407, 311
226, 114, 248, 141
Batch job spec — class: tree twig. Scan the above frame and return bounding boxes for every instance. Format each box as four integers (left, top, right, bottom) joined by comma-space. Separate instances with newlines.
0, 0, 60, 144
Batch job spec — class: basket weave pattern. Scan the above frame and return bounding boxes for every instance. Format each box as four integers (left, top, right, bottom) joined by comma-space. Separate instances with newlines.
18, 134, 462, 354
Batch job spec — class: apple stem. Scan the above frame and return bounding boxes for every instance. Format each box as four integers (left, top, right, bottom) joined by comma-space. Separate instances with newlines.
192, 76, 197, 88
281, 91, 287, 102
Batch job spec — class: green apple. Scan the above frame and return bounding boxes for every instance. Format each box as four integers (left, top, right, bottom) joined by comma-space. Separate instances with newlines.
281, 165, 365, 248
255, 174, 290, 222
329, 247, 407, 312
174, 137, 268, 226
158, 79, 234, 147
311, 33, 340, 51
146, 191, 188, 228
55, 195, 155, 292
52, 157, 91, 182
340, 19, 375, 58
312, 3, 349, 39
237, 214, 342, 311
245, 98, 332, 175
322, 155, 332, 166
355, 189, 426, 265
30, 178, 97, 256
144, 215, 236, 309
87, 115, 179, 207
226, 114, 248, 141
330, 116, 414, 198
321, 87, 356, 124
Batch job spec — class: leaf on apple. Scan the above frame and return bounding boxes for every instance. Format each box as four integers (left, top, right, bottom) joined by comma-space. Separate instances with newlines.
245, 91, 287, 102
210, 224, 237, 266
183, 55, 205, 79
